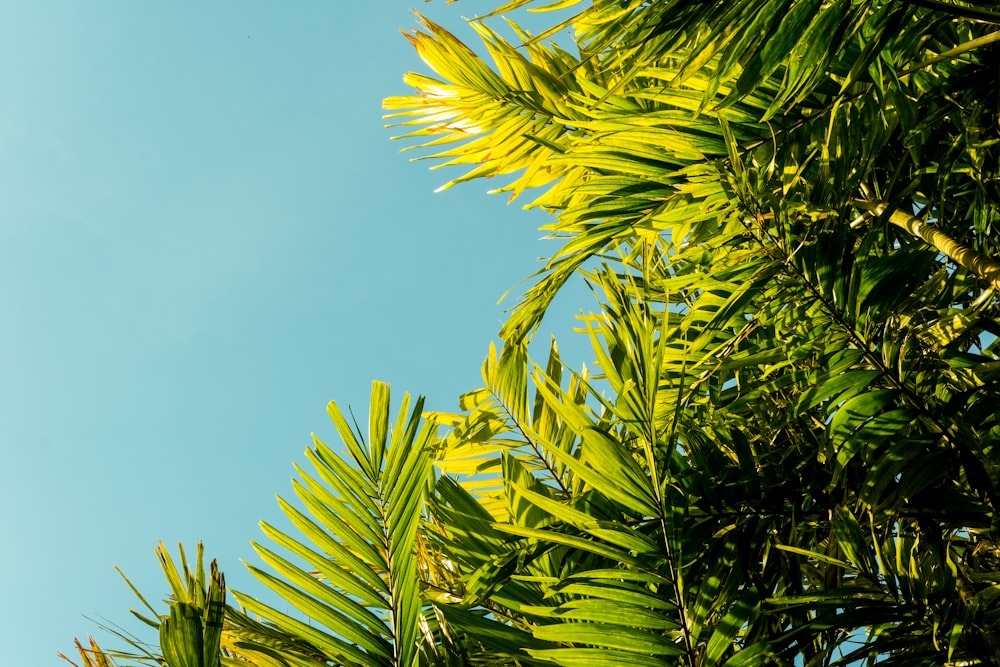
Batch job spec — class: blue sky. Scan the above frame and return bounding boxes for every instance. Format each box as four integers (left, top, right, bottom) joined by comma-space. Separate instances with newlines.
0, 2, 591, 663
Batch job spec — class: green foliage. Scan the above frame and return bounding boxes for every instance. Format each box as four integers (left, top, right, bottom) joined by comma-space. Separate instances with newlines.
229, 384, 439, 667
61, 543, 230, 667
73, 1, 1000, 665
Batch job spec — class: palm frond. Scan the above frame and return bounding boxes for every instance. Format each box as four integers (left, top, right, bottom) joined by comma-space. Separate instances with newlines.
231, 382, 437, 667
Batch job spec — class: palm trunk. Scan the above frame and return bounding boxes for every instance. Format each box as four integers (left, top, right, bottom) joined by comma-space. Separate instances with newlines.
852, 200, 1000, 291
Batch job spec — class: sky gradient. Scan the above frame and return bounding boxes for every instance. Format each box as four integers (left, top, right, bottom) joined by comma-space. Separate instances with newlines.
0, 2, 590, 663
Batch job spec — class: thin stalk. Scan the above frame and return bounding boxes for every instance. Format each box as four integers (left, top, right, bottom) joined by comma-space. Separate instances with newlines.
903, 0, 1000, 24
901, 29, 1000, 74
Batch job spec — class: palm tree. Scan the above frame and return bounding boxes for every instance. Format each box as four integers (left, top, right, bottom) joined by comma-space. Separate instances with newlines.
380, 1, 1000, 662
71, 1, 1000, 665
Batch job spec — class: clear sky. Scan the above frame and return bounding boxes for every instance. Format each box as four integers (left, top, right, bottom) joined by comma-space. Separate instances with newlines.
0, 2, 591, 663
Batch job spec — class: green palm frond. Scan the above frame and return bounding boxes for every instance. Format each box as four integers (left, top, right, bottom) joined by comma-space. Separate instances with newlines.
428, 338, 590, 519
230, 382, 436, 667
388, 2, 1000, 341
62, 543, 240, 667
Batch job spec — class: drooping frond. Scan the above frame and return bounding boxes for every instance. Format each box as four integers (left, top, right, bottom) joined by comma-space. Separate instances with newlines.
387, 2, 1000, 340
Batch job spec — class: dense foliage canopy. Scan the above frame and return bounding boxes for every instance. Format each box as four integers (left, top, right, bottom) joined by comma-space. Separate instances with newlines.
67, 1, 1000, 665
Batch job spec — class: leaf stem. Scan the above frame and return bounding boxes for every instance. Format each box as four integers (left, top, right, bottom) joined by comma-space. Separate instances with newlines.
903, 0, 1000, 24
901, 29, 1000, 74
